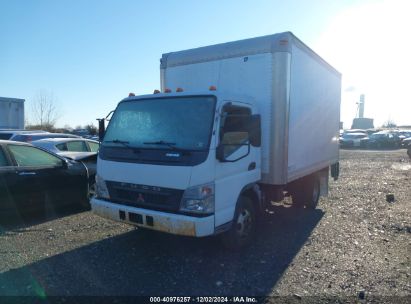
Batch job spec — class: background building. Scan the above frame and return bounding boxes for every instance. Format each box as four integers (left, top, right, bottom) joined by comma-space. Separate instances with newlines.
0, 97, 25, 129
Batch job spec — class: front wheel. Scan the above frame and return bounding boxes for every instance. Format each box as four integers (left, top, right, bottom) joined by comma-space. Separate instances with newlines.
221, 196, 256, 250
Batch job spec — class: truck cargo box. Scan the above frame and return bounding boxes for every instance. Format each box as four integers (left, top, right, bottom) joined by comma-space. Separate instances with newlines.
160, 32, 341, 185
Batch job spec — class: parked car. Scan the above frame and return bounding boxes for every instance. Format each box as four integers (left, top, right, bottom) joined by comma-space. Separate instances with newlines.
0, 129, 47, 140
339, 132, 368, 148
398, 131, 411, 146
31, 138, 99, 154
343, 129, 367, 134
0, 140, 91, 217
402, 137, 411, 148
398, 130, 411, 139
10, 132, 80, 142
367, 131, 402, 148
83, 135, 99, 141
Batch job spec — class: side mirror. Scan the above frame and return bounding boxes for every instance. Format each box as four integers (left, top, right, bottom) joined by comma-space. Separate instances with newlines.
61, 159, 69, 169
98, 118, 105, 142
247, 114, 261, 147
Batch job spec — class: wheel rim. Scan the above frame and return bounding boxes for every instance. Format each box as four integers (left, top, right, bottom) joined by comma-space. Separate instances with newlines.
235, 207, 253, 239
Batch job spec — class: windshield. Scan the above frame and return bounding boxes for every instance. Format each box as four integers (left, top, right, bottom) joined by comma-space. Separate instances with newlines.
370, 133, 388, 139
103, 96, 216, 151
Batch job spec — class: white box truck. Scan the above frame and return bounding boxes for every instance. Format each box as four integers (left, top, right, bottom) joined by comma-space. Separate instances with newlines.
91, 32, 341, 248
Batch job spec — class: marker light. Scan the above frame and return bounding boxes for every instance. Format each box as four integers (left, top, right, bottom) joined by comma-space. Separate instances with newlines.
164, 88, 172, 93
209, 85, 217, 91
176, 87, 184, 92
129, 92, 135, 97
153, 89, 160, 94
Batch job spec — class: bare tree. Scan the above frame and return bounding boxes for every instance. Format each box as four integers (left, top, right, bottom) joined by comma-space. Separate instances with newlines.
382, 119, 397, 128
85, 123, 98, 135
30, 90, 61, 129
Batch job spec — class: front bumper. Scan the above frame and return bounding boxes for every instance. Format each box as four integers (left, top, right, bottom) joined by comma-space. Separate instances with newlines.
91, 198, 215, 237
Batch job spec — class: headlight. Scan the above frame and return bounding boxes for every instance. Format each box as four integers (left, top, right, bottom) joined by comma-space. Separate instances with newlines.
95, 174, 110, 199
180, 183, 215, 214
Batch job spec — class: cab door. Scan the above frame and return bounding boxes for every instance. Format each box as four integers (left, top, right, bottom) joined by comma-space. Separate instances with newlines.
214, 103, 261, 227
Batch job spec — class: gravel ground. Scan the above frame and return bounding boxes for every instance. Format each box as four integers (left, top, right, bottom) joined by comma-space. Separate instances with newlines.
0, 149, 410, 303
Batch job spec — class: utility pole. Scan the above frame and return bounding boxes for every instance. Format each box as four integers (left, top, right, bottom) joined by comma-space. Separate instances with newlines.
358, 94, 365, 118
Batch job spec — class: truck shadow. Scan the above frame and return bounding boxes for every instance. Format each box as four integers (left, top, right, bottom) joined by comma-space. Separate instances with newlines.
0, 206, 323, 297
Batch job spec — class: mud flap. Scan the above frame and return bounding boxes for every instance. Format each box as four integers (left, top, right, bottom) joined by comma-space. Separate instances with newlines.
319, 169, 329, 197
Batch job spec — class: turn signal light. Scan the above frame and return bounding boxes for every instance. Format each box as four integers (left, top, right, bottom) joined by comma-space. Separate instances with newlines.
176, 87, 184, 92
209, 86, 217, 91
153, 89, 160, 94
164, 88, 172, 93
129, 92, 135, 97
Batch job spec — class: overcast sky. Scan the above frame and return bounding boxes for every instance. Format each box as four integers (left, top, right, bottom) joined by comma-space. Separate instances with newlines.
1, 0, 410, 128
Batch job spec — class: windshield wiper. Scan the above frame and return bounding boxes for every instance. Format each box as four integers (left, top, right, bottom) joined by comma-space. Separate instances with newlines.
143, 140, 176, 148
143, 140, 190, 153
104, 139, 140, 152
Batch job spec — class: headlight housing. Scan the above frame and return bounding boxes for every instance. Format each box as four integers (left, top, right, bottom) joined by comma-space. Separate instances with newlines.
180, 183, 215, 214
95, 174, 110, 199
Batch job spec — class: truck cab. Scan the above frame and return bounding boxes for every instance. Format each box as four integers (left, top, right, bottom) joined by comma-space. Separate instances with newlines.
92, 90, 262, 247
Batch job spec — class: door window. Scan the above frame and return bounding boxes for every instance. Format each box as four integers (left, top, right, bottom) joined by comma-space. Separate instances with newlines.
87, 141, 99, 152
219, 105, 251, 158
0, 133, 13, 140
56, 143, 68, 151
9, 145, 63, 167
66, 141, 88, 152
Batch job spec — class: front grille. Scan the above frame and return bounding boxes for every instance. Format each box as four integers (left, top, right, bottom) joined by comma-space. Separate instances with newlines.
106, 181, 184, 212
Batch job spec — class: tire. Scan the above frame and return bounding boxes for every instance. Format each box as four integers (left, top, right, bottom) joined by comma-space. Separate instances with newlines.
221, 196, 256, 250
291, 185, 306, 208
305, 177, 320, 209
88, 182, 96, 200
292, 175, 320, 209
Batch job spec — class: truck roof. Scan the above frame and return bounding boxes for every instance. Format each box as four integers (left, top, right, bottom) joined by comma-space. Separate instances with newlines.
120, 91, 256, 107
161, 31, 340, 77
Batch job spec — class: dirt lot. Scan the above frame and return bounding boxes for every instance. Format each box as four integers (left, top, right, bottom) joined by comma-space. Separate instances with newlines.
0, 149, 410, 303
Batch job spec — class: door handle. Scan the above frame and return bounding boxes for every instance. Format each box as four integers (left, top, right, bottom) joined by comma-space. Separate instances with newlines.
18, 171, 37, 176
248, 162, 256, 171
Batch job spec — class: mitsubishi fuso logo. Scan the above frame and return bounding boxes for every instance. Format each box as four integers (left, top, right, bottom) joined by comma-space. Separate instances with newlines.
166, 153, 180, 157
